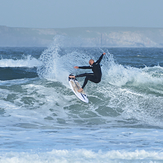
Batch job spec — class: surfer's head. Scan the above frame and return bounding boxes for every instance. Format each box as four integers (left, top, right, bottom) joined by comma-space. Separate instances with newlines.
89, 59, 94, 65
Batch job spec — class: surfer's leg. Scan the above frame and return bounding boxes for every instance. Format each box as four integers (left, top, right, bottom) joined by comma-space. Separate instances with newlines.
69, 73, 92, 80
78, 74, 99, 92
76, 73, 93, 78
81, 76, 89, 89
81, 74, 97, 89
76, 73, 95, 90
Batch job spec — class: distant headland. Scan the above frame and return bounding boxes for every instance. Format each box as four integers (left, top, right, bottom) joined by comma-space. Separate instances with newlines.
0, 26, 163, 47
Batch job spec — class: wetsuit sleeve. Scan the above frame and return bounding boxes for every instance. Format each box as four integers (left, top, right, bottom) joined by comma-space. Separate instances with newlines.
96, 54, 104, 64
78, 66, 92, 69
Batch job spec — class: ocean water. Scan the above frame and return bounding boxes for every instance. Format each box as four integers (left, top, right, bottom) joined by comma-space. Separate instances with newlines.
0, 43, 163, 162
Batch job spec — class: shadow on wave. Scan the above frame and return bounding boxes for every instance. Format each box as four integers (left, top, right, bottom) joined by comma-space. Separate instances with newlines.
0, 67, 38, 80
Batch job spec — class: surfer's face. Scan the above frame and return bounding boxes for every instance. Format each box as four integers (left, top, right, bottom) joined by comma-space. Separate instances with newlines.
89, 59, 94, 65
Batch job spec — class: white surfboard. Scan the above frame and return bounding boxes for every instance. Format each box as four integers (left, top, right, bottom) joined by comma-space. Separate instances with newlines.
68, 77, 89, 103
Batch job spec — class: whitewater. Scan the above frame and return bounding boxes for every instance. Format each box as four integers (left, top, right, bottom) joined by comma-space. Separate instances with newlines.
0, 44, 163, 163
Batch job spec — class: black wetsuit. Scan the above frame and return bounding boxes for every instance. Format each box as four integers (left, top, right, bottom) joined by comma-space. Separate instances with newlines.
76, 54, 104, 89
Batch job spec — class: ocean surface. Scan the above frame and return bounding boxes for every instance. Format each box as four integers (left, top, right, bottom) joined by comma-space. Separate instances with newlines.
0, 43, 163, 162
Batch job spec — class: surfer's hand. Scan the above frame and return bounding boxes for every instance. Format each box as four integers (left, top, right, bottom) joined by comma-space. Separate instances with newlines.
103, 53, 106, 55
74, 66, 79, 69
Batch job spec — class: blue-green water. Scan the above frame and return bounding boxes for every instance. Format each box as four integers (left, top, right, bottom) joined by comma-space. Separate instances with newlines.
0, 44, 163, 162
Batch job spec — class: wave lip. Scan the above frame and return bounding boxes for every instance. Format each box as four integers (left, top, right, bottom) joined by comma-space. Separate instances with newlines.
0, 55, 42, 80
0, 55, 42, 68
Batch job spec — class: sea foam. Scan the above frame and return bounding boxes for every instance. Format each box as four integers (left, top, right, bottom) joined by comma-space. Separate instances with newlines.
0, 149, 163, 163
0, 55, 42, 68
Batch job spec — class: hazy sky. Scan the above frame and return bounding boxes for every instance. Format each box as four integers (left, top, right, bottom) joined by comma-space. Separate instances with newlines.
0, 0, 163, 28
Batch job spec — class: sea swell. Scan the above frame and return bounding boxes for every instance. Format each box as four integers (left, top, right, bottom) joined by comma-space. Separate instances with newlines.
35, 44, 163, 128
0, 45, 163, 128
0, 55, 41, 80
0, 46, 163, 162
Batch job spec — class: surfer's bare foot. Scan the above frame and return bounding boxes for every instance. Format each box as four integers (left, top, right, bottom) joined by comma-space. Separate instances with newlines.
69, 75, 75, 79
78, 88, 83, 92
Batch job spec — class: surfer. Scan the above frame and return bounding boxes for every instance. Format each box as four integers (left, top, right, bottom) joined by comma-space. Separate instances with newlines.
69, 52, 106, 92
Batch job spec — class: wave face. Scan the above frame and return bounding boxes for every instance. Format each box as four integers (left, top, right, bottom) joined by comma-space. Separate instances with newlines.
0, 46, 163, 162
0, 47, 43, 80
37, 45, 163, 128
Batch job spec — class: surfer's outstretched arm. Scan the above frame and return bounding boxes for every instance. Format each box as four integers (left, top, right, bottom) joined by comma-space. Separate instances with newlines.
74, 66, 92, 69
96, 53, 106, 64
